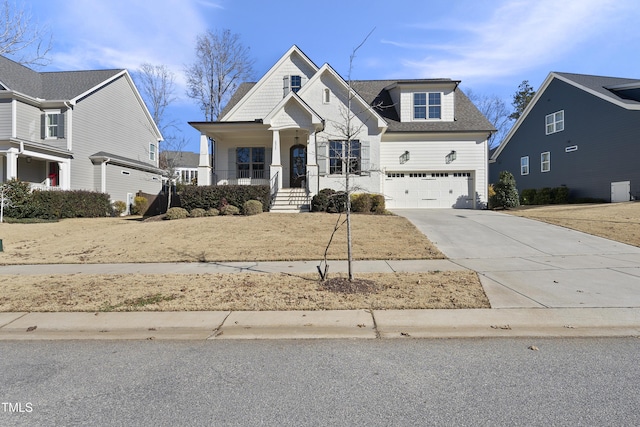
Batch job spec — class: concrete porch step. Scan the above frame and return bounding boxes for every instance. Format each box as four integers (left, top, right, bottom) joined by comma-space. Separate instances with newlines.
270, 188, 311, 213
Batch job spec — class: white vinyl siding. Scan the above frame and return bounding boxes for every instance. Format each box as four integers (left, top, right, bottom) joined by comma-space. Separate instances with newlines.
401, 87, 454, 122
380, 135, 488, 208
103, 164, 161, 204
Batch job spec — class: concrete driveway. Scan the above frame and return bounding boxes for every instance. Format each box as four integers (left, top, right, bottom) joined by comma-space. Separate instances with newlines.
393, 209, 640, 309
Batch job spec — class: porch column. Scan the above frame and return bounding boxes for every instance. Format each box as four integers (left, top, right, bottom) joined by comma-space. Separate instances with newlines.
5, 148, 18, 180
58, 160, 71, 190
197, 133, 211, 186
306, 131, 318, 195
270, 129, 282, 189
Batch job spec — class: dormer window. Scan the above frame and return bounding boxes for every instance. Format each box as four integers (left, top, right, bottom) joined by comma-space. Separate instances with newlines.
283, 75, 302, 97
413, 92, 441, 120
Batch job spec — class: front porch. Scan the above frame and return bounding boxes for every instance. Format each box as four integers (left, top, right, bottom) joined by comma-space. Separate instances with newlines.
0, 144, 71, 190
190, 119, 323, 212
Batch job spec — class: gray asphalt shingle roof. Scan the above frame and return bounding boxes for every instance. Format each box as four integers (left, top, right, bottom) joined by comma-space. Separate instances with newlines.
162, 150, 199, 168
0, 55, 122, 100
554, 72, 640, 107
219, 78, 495, 133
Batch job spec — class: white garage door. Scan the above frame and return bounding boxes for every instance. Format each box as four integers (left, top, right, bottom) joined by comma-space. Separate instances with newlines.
385, 172, 474, 208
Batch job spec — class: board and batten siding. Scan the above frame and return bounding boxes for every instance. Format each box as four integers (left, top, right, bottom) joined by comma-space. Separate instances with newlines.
71, 74, 160, 194
380, 134, 488, 205
224, 52, 317, 122
0, 99, 12, 139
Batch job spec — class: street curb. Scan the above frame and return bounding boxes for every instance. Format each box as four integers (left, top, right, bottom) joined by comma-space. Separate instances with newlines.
1, 308, 640, 340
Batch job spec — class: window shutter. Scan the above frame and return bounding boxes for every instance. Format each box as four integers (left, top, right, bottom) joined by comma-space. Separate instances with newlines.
41, 114, 46, 139
283, 76, 290, 97
228, 148, 236, 179
317, 141, 328, 175
265, 147, 272, 166
360, 140, 370, 175
58, 113, 65, 138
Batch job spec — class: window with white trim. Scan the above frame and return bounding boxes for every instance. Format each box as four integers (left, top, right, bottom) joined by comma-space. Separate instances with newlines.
541, 152, 550, 172
521, 156, 529, 175
43, 111, 64, 139
414, 92, 441, 120
323, 88, 331, 103
329, 140, 360, 174
149, 143, 156, 161
236, 147, 265, 179
545, 110, 564, 134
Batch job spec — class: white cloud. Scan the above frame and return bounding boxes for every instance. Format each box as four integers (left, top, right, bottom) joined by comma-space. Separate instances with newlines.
388, 0, 630, 83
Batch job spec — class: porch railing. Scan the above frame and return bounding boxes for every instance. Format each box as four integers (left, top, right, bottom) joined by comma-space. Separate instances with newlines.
211, 169, 269, 186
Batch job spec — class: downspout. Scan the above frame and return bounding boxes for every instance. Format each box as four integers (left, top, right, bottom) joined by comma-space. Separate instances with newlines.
63, 101, 74, 151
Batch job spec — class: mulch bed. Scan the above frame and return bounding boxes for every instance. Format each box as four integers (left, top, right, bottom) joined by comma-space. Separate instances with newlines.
319, 277, 383, 294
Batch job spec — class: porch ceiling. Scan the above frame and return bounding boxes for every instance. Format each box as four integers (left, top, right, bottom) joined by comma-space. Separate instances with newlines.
189, 121, 269, 140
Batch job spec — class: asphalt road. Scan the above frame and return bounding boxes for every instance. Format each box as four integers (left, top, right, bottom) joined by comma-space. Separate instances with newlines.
1, 338, 639, 426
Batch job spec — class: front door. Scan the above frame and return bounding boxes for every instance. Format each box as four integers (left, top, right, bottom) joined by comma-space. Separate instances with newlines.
290, 145, 307, 188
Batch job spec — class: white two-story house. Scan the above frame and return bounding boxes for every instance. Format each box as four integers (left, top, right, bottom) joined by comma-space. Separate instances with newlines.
190, 46, 494, 210
0, 55, 163, 211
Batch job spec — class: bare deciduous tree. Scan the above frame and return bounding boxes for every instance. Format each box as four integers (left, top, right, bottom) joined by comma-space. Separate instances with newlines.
135, 63, 184, 211
465, 89, 511, 149
318, 29, 377, 283
0, 0, 52, 66
184, 29, 254, 122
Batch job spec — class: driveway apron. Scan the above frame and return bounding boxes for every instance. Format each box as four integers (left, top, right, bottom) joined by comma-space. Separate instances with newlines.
393, 209, 640, 309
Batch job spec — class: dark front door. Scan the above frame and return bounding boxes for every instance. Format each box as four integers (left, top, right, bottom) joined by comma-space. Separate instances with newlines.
290, 144, 306, 188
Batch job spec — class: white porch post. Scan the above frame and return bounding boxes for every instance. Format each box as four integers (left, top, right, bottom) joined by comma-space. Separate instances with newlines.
306, 131, 318, 195
58, 160, 71, 190
197, 133, 211, 186
270, 129, 282, 189
6, 148, 18, 180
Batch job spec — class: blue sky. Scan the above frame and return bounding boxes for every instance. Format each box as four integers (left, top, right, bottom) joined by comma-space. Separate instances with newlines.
24, 0, 640, 153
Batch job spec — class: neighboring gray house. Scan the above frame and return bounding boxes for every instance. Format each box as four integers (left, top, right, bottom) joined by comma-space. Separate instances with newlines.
191, 45, 495, 211
162, 150, 199, 184
0, 55, 163, 211
490, 72, 640, 202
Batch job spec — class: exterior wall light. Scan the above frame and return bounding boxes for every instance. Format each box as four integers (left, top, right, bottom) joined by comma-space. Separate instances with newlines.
445, 150, 457, 164
400, 151, 410, 164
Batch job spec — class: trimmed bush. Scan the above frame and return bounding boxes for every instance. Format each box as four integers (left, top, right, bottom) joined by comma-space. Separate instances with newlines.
1, 179, 32, 218
534, 187, 553, 205
220, 204, 240, 215
113, 200, 127, 216
554, 186, 570, 204
190, 208, 206, 218
370, 194, 386, 214
351, 193, 372, 213
327, 191, 347, 213
165, 207, 189, 220
205, 208, 220, 216
180, 185, 270, 212
243, 199, 263, 216
520, 189, 537, 205
131, 196, 148, 215
350, 193, 386, 214
311, 188, 335, 212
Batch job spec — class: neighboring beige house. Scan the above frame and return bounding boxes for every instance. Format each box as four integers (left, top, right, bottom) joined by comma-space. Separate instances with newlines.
0, 55, 163, 212
162, 150, 199, 184
190, 45, 494, 210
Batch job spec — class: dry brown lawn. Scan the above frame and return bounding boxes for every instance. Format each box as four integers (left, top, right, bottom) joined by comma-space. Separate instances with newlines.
0, 213, 443, 265
0, 213, 492, 312
506, 202, 640, 247
0, 271, 488, 312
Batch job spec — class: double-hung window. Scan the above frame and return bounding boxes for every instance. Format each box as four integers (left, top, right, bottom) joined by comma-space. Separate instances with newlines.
283, 75, 302, 96
237, 147, 265, 179
414, 92, 441, 120
43, 111, 64, 139
520, 156, 529, 175
545, 110, 564, 134
541, 152, 550, 172
329, 140, 360, 174
149, 143, 156, 161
